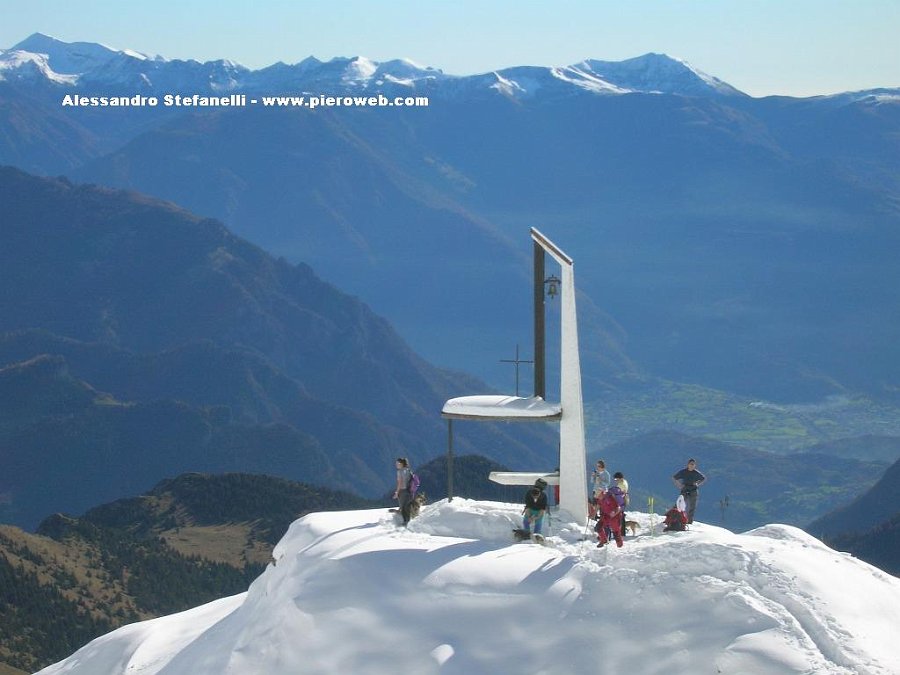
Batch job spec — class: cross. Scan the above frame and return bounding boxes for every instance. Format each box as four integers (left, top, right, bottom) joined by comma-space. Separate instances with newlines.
499, 344, 534, 396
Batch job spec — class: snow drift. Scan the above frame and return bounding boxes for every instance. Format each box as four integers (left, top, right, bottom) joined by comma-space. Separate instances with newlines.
38, 500, 900, 674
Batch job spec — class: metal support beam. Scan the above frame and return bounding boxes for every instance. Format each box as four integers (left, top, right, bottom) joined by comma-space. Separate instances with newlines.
447, 419, 454, 502
533, 241, 546, 399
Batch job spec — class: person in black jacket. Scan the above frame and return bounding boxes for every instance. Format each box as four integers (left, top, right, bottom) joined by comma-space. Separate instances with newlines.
522, 481, 548, 536
672, 458, 706, 524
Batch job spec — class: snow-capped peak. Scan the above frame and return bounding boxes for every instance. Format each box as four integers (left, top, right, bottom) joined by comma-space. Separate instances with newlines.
11, 32, 147, 75
372, 58, 443, 85
578, 52, 745, 97
35, 501, 900, 674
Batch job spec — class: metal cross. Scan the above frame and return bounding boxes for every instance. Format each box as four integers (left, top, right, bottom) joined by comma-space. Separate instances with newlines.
500, 344, 534, 396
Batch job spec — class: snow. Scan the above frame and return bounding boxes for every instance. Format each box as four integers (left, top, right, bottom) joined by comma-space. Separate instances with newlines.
0, 50, 78, 84
550, 65, 632, 94
442, 394, 562, 420
578, 53, 745, 97
343, 56, 378, 84
489, 71, 528, 97
37, 500, 900, 675
9, 32, 146, 75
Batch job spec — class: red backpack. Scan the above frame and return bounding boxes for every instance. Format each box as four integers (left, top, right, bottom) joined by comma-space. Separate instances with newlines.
664, 508, 686, 531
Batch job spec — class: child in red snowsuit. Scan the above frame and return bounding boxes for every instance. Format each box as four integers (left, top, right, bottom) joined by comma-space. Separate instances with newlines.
595, 491, 623, 547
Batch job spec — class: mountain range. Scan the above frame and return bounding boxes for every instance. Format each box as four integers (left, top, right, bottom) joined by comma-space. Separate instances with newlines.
3, 33, 899, 407
3, 34, 900, 535
3, 31, 900, 675
0, 166, 555, 528
0, 33, 744, 98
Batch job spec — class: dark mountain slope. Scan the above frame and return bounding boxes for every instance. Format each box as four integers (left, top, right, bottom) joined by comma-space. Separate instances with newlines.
0, 83, 102, 174
805, 457, 900, 576
0, 472, 373, 672
807, 457, 900, 538
0, 354, 336, 527
71, 107, 636, 391
0, 168, 557, 526
826, 514, 900, 577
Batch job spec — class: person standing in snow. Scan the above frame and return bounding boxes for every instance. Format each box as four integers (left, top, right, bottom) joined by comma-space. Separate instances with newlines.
612, 471, 630, 534
393, 457, 413, 526
613, 472, 630, 506
522, 480, 548, 536
595, 489, 624, 548
590, 460, 611, 518
672, 458, 706, 524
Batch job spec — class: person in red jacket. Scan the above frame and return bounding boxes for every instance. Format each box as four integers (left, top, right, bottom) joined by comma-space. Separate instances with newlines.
595, 491, 623, 548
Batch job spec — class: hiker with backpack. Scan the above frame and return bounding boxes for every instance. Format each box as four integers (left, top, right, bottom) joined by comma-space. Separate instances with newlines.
522, 479, 548, 537
595, 489, 624, 548
393, 457, 414, 526
672, 458, 706, 524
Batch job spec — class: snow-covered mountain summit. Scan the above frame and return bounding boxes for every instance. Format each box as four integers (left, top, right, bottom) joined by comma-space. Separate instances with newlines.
578, 53, 746, 97
1, 32, 249, 91
1, 33, 744, 98
37, 501, 900, 674
12, 32, 152, 74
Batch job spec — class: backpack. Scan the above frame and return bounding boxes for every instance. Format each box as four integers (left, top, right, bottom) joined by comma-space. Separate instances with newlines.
664, 508, 686, 531
407, 472, 420, 496
608, 485, 625, 508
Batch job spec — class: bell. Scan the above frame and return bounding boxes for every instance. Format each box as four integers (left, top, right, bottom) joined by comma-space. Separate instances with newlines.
545, 275, 560, 298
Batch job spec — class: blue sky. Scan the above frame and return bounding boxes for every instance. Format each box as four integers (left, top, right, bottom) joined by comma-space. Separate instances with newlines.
2, 0, 898, 97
